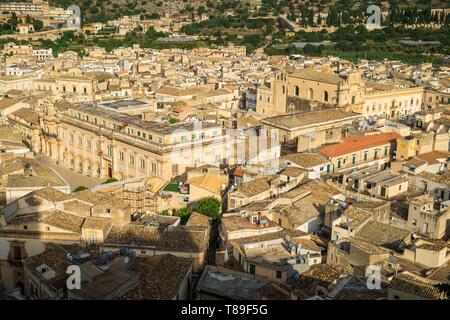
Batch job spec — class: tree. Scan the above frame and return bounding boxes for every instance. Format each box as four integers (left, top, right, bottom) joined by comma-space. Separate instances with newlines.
197, 5, 206, 15
32, 19, 44, 32
90, 6, 99, 14
74, 186, 88, 192
194, 197, 221, 220
7, 12, 18, 31
145, 26, 161, 41
177, 207, 191, 224
335, 40, 352, 51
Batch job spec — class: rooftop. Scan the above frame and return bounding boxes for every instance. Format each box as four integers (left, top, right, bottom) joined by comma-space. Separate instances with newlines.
281, 152, 329, 168
221, 215, 279, 232
104, 224, 209, 253
11, 108, 40, 124
262, 109, 361, 130
22, 187, 128, 209
350, 238, 390, 255
418, 170, 450, 186
0, 98, 22, 111
120, 255, 192, 300
98, 99, 149, 110
410, 194, 434, 206
279, 180, 341, 227
289, 69, 344, 85
244, 243, 295, 269
415, 151, 449, 166
294, 264, 346, 290
319, 132, 400, 158
197, 265, 272, 300
185, 211, 211, 228
67, 103, 220, 135
339, 206, 372, 231
186, 175, 228, 195
355, 221, 411, 250
233, 175, 277, 198
389, 273, 442, 299
22, 244, 72, 288
231, 229, 307, 247
1, 158, 68, 189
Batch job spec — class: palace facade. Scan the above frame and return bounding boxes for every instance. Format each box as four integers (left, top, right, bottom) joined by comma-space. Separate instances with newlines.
38, 100, 229, 181
256, 68, 424, 119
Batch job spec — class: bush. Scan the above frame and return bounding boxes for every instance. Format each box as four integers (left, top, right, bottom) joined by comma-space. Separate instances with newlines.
194, 197, 221, 220
102, 178, 118, 184
177, 207, 191, 224
32, 19, 44, 32
74, 186, 88, 192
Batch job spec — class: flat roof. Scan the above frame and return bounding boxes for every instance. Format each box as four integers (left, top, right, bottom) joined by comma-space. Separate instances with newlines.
68, 103, 220, 135
244, 244, 295, 269
197, 266, 270, 299
289, 69, 344, 85
98, 99, 148, 110
262, 109, 361, 130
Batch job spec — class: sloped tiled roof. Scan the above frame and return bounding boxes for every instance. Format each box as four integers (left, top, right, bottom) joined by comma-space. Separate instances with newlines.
319, 132, 400, 158
389, 273, 442, 299
120, 255, 192, 300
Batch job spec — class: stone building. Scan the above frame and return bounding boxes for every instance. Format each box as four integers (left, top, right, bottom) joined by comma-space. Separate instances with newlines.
0, 187, 130, 291
256, 68, 425, 120
260, 109, 362, 152
38, 100, 228, 181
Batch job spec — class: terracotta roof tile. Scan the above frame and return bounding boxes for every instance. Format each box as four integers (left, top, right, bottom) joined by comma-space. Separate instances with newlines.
390, 273, 442, 299
319, 132, 400, 158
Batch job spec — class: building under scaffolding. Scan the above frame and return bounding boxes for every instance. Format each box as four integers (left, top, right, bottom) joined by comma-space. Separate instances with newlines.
91, 176, 170, 216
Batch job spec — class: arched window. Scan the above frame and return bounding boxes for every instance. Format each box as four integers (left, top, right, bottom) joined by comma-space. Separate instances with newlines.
282, 85, 285, 94
323, 90, 329, 102
308, 88, 314, 100
295, 86, 300, 96
351, 96, 356, 104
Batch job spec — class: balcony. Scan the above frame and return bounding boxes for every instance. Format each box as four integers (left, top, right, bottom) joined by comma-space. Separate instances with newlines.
335, 156, 390, 173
